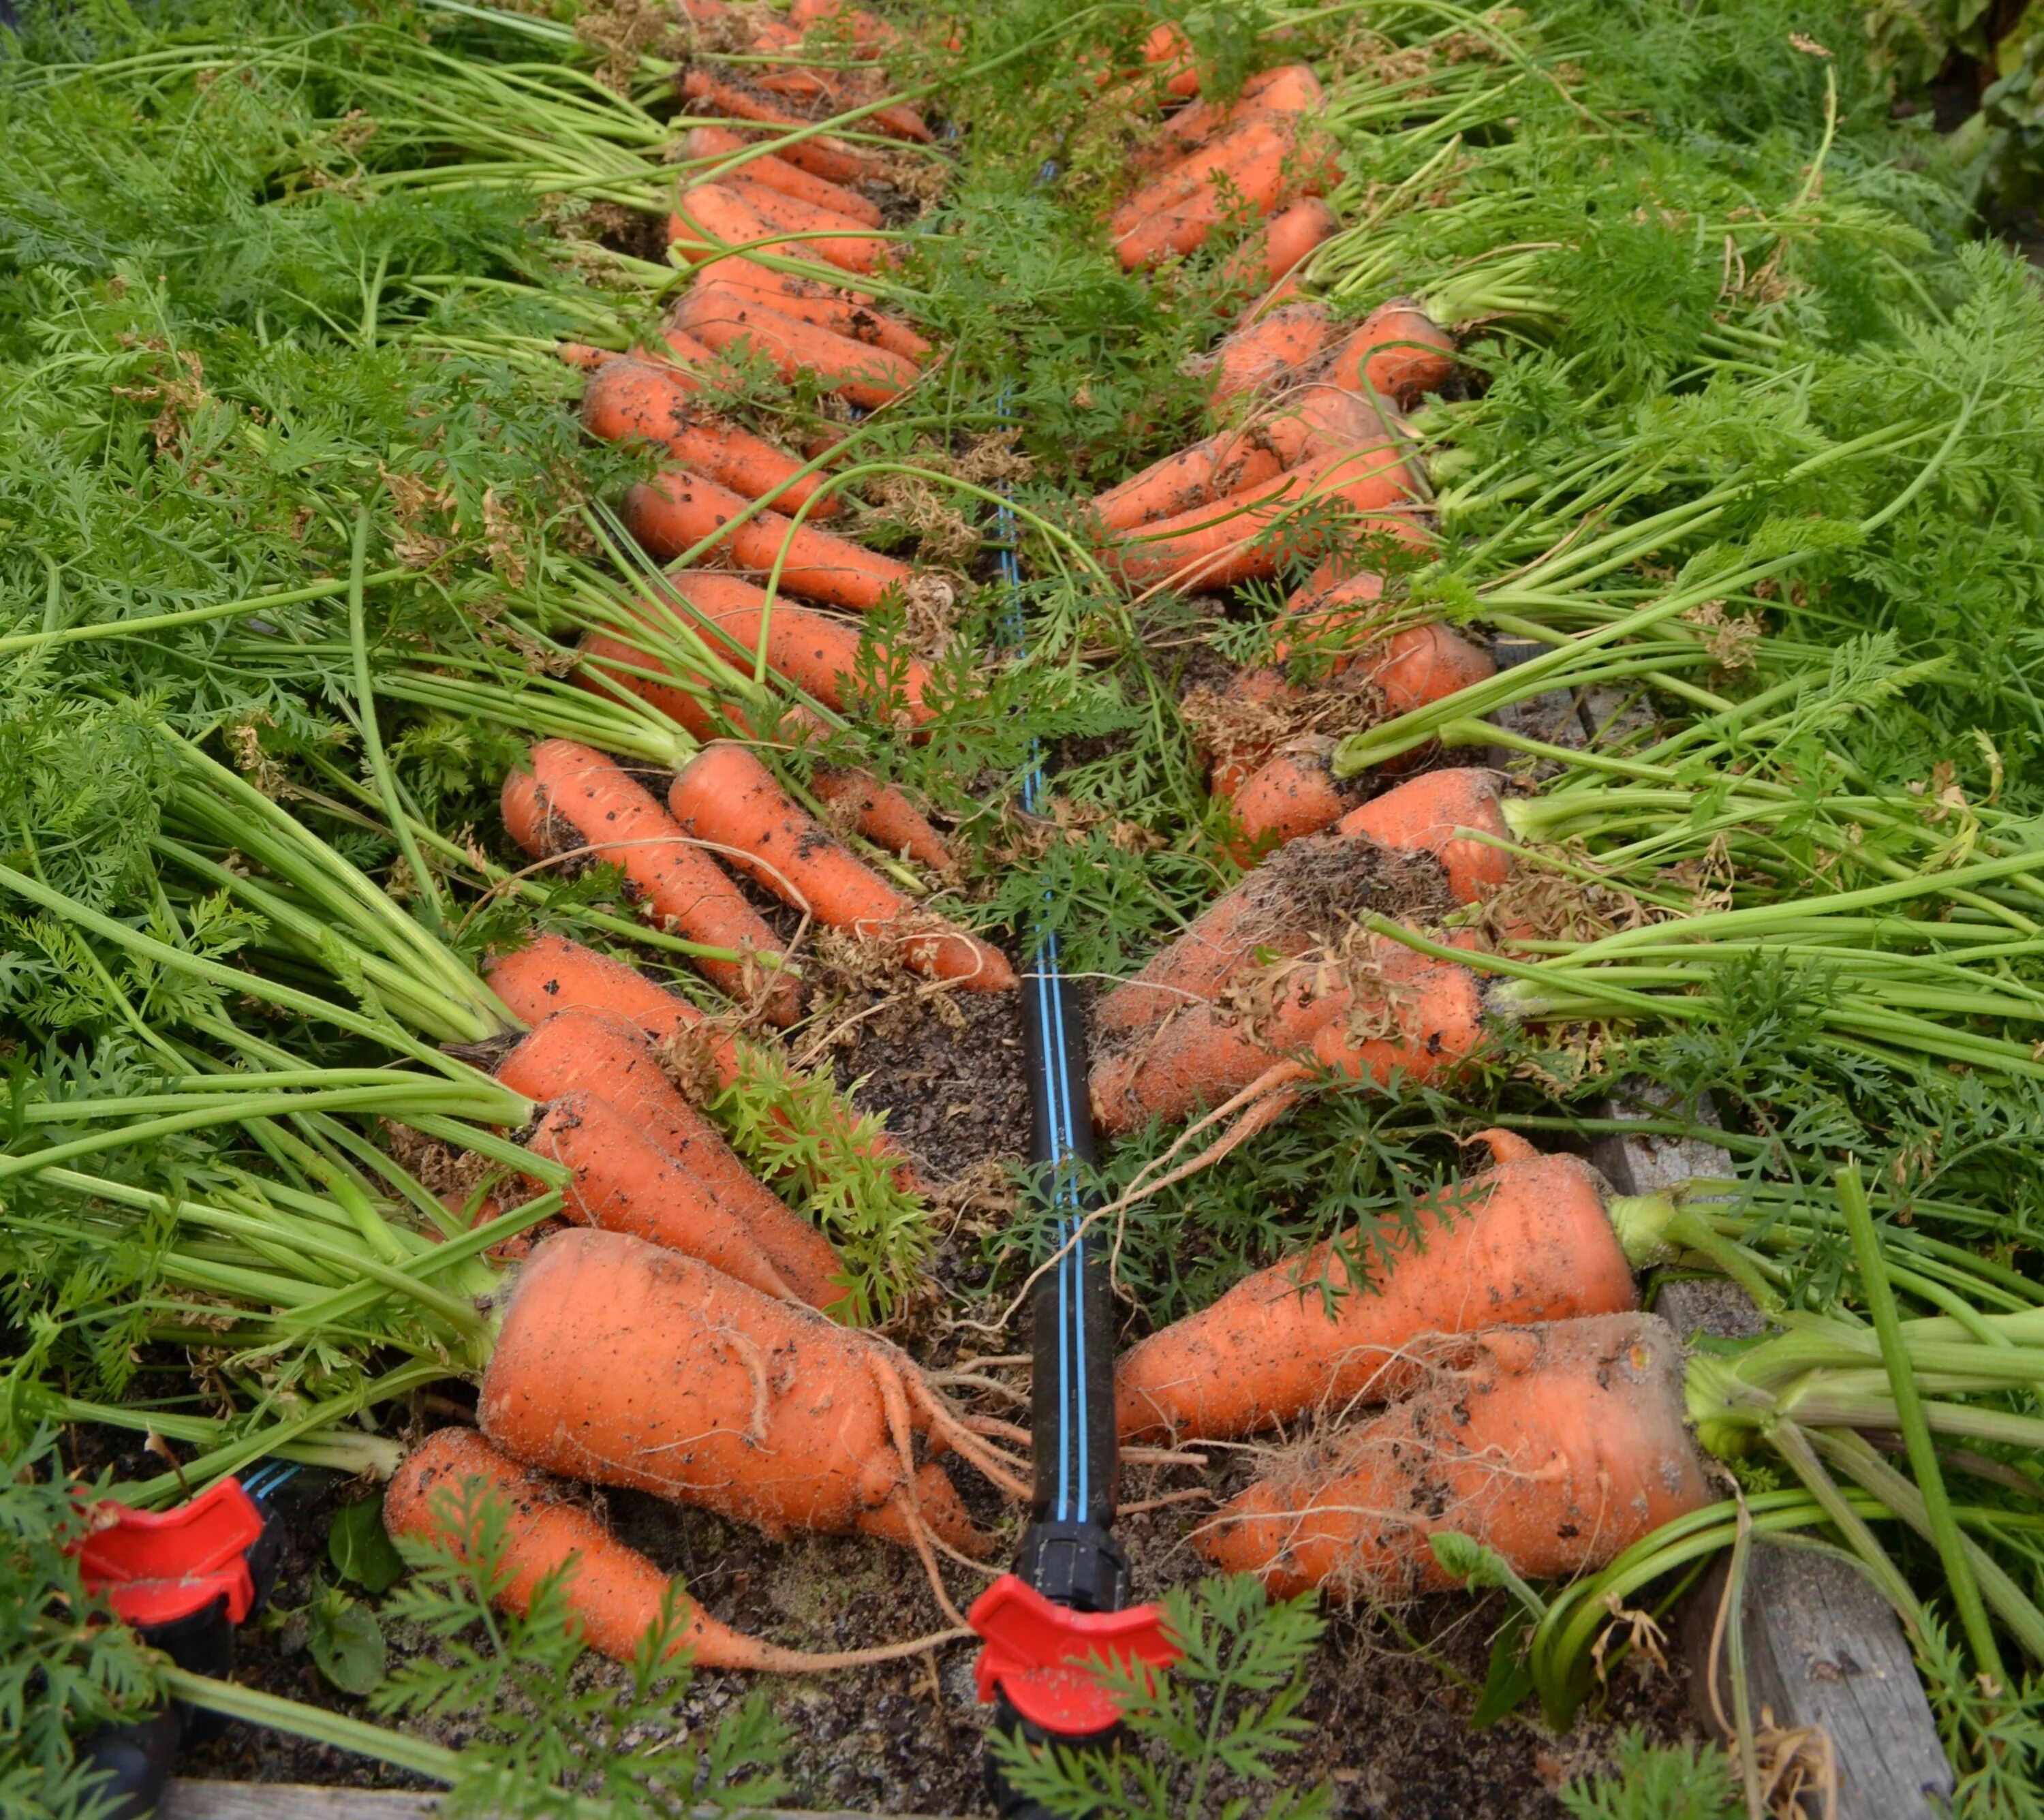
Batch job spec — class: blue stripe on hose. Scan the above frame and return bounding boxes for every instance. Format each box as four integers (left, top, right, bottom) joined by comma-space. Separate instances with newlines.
998, 399, 1091, 1526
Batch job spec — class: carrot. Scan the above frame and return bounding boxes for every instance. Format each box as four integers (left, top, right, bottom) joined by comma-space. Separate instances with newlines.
508, 740, 800, 1023
683, 125, 886, 226
523, 1090, 796, 1301
622, 469, 913, 612
811, 767, 954, 872
557, 341, 621, 372
1111, 115, 1340, 270
668, 742, 1015, 990
1132, 63, 1324, 172
679, 68, 882, 185
1360, 622, 1496, 711
790, 0, 895, 56
481, 1227, 1002, 1552
581, 358, 839, 521
704, 254, 933, 361
1194, 1312, 1711, 1598
1094, 389, 1378, 534
388, 1428, 967, 1671
1225, 741, 1361, 863
1089, 935, 1484, 1134
1220, 196, 1339, 303
670, 285, 920, 409
1323, 297, 1457, 407
1338, 769, 1513, 906
484, 934, 922, 1194
1195, 663, 1315, 800
1111, 439, 1412, 591
1141, 20, 1199, 97
499, 1009, 849, 1315
1094, 831, 1453, 1040
1207, 301, 1334, 405
485, 933, 745, 1088
700, 179, 891, 275
1117, 1139, 1642, 1441
630, 569, 936, 724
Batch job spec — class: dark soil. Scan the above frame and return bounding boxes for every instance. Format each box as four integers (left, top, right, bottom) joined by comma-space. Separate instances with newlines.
827, 982, 1030, 1186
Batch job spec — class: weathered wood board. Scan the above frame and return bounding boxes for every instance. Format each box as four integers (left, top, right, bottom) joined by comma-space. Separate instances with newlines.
1592, 1083, 1953, 1819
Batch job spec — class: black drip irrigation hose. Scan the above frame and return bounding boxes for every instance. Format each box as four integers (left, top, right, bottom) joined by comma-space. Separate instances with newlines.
981, 420, 1136, 1815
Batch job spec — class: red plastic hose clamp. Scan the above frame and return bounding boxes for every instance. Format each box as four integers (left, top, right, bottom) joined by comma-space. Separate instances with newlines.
969, 1573, 1181, 1736
71, 1478, 266, 1629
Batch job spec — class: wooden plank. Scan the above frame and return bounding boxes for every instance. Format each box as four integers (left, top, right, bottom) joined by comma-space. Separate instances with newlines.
1590, 1081, 1953, 1818
159, 1783, 957, 1820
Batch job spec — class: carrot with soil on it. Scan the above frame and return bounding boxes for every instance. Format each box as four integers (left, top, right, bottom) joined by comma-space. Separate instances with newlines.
580, 358, 841, 519
1111, 117, 1340, 270
678, 68, 882, 185
498, 1008, 850, 1316
1132, 63, 1325, 172
621, 470, 914, 613
811, 767, 954, 872
1089, 935, 1486, 1135
505, 740, 801, 1024
670, 284, 920, 409
486, 933, 739, 1083
1094, 831, 1454, 1040
682, 124, 888, 226
1323, 298, 1459, 407
1224, 740, 1363, 865
386, 1425, 970, 1670
521, 1090, 799, 1303
692, 180, 893, 275
667, 741, 1015, 989
1111, 439, 1414, 591
1338, 768, 1514, 906
1087, 387, 1391, 534
1193, 1312, 1712, 1599
1205, 302, 1335, 406
704, 253, 933, 361
1219, 197, 1340, 305
481, 1227, 1023, 1560
1115, 1135, 1645, 1442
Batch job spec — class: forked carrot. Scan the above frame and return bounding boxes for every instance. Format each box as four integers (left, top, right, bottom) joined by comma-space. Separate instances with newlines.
386, 1430, 963, 1671
581, 357, 839, 519
498, 1008, 849, 1315
482, 1228, 1010, 1551
1338, 768, 1513, 905
1094, 830, 1453, 1040
1194, 1312, 1712, 1598
668, 742, 1015, 989
671, 285, 920, 408
508, 740, 799, 1023
1117, 1139, 1643, 1440
621, 469, 914, 611
683, 125, 888, 227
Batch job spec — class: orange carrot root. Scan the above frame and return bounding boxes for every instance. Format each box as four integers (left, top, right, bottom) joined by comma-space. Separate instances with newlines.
481, 1227, 998, 1552
667, 742, 1015, 989
1324, 298, 1457, 407
1116, 1144, 1640, 1442
672, 283, 920, 407
813, 767, 955, 872
1194, 1312, 1712, 1599
1337, 768, 1513, 905
508, 741, 799, 1023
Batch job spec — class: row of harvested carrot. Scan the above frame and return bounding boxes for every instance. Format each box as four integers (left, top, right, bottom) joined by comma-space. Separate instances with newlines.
370, 20, 1691, 1670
